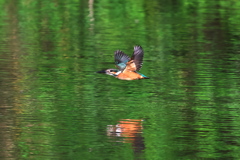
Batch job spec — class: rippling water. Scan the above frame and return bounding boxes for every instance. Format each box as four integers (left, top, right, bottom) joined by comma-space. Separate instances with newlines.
0, 0, 240, 159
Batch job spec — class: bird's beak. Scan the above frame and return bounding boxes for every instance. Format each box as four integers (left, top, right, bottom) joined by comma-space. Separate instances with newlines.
96, 70, 106, 73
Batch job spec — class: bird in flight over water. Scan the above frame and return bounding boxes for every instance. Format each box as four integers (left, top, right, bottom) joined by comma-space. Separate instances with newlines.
97, 46, 149, 80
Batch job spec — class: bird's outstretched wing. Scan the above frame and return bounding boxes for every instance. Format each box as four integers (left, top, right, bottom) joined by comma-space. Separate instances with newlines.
114, 50, 130, 71
130, 46, 144, 71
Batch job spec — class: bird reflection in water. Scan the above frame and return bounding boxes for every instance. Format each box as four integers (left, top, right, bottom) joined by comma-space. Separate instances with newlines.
107, 119, 145, 154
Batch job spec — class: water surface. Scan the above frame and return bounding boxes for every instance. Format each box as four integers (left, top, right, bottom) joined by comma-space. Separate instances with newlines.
0, 0, 240, 159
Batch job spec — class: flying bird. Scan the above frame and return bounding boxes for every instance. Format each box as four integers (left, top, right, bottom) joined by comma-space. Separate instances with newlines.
97, 46, 149, 80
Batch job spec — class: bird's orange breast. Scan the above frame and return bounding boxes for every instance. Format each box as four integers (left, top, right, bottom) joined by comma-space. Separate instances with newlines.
116, 71, 144, 80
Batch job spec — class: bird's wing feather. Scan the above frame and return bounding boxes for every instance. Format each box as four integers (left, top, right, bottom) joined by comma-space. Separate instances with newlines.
114, 50, 130, 71
130, 46, 144, 71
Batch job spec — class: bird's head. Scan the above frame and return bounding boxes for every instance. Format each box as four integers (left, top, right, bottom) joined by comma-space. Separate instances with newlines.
96, 69, 121, 77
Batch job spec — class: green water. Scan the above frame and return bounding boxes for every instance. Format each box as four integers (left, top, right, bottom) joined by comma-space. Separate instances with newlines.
0, 0, 240, 159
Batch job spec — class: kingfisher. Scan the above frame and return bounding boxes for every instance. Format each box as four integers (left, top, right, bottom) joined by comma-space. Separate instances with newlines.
97, 46, 149, 80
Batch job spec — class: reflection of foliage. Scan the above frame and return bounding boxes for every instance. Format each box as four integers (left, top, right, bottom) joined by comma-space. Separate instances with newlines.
1, 0, 240, 159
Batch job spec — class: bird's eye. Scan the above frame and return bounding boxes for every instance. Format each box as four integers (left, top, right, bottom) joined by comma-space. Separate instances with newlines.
110, 70, 114, 72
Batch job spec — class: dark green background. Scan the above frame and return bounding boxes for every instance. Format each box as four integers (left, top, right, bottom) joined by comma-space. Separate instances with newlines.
0, 0, 240, 159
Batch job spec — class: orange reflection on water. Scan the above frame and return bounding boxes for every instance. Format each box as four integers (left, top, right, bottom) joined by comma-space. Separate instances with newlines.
107, 119, 143, 143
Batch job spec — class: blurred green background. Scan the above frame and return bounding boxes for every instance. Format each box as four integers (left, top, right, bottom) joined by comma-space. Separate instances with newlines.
0, 0, 240, 159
